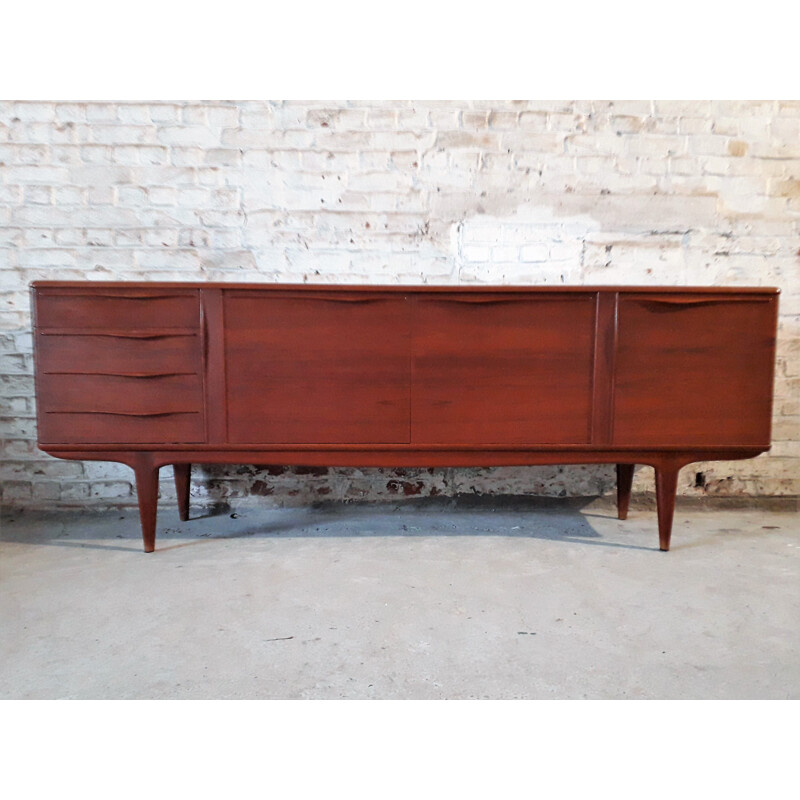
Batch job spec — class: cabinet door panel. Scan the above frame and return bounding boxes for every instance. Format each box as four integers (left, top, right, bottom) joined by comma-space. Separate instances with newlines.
411, 295, 596, 444
613, 294, 777, 447
224, 292, 410, 444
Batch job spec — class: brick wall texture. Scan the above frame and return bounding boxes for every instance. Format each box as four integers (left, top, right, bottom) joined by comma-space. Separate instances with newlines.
1, 100, 799, 510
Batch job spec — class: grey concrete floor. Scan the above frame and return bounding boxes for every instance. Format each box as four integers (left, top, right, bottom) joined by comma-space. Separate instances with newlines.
1, 496, 798, 699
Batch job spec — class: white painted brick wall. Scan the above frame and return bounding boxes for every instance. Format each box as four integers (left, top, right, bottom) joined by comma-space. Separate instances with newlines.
1, 100, 798, 510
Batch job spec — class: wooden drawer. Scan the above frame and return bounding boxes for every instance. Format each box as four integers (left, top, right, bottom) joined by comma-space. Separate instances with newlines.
36, 332, 201, 375
35, 288, 199, 330
34, 330, 205, 444
37, 373, 203, 415
39, 411, 204, 444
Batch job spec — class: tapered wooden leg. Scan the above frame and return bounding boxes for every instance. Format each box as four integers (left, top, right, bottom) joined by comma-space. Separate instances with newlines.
133, 459, 160, 553
655, 464, 680, 552
616, 463, 634, 520
174, 463, 191, 522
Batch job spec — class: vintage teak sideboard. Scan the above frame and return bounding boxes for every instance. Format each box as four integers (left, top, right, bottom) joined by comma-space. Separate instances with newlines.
31, 282, 779, 552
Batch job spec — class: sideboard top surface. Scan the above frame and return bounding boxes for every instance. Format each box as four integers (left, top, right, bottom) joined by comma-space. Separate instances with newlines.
30, 281, 780, 295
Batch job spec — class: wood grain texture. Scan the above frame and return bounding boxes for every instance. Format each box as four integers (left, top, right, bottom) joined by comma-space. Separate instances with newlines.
39, 411, 204, 445
411, 294, 596, 444
36, 288, 199, 330
38, 373, 202, 415
201, 288, 227, 443
174, 463, 191, 521
34, 286, 203, 445
655, 463, 681, 551
37, 332, 201, 376
32, 281, 779, 296
616, 463, 634, 520
31, 282, 779, 552
591, 292, 618, 444
133, 456, 159, 553
45, 447, 768, 470
223, 291, 411, 444
613, 294, 778, 447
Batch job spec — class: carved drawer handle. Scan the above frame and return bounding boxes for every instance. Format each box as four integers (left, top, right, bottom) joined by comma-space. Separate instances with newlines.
307, 296, 390, 303
42, 371, 196, 378
634, 296, 772, 307
200, 297, 208, 369
44, 410, 200, 417
38, 329, 198, 338
425, 295, 583, 305
426, 297, 537, 305
46, 292, 194, 300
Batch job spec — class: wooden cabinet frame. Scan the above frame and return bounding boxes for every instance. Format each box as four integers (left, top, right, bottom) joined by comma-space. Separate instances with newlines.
32, 282, 779, 553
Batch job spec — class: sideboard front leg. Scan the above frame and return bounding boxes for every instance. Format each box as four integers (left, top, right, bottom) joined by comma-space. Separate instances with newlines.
133, 457, 160, 553
616, 463, 634, 520
174, 463, 191, 521
654, 463, 681, 552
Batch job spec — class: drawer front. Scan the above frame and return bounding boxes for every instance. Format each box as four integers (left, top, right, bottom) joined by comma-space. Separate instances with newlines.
38, 373, 203, 415
613, 294, 778, 447
39, 412, 204, 445
35, 289, 199, 330
411, 294, 596, 445
37, 332, 201, 375
35, 330, 205, 445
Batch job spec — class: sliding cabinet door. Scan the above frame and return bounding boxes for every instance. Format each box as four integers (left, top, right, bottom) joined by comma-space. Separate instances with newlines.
411, 293, 596, 445
224, 291, 410, 444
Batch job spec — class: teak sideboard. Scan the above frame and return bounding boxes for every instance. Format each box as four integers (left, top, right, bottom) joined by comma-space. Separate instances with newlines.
31, 282, 779, 552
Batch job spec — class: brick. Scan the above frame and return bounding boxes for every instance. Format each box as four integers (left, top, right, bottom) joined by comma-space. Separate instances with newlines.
520, 244, 549, 262
222, 128, 311, 148
85, 104, 119, 122
157, 126, 221, 147
166, 147, 202, 167
148, 104, 181, 123
55, 104, 87, 123
117, 105, 152, 124
4, 165, 69, 183
13, 102, 55, 122
207, 106, 240, 128
205, 148, 242, 167
0, 99, 797, 505
91, 482, 133, 499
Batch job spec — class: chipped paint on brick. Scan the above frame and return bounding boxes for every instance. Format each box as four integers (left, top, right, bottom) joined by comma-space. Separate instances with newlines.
1, 100, 798, 509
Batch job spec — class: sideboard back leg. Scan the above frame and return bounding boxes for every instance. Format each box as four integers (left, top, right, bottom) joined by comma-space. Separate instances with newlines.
174, 463, 191, 522
133, 459, 160, 553
654, 464, 681, 551
616, 463, 635, 520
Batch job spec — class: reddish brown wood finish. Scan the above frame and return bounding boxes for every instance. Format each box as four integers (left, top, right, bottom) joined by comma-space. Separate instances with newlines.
35, 289, 199, 330
591, 293, 618, 445
613, 294, 778, 446
616, 463, 634, 521
411, 294, 595, 444
655, 462, 681, 551
31, 282, 779, 553
224, 291, 411, 444
174, 463, 191, 522
132, 455, 159, 554
37, 331, 201, 377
